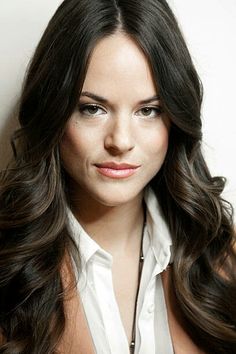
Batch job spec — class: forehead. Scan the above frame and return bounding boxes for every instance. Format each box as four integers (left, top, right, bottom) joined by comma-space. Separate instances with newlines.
82, 32, 158, 101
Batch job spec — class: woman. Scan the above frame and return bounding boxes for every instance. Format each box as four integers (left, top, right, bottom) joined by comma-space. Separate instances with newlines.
0, 0, 235, 353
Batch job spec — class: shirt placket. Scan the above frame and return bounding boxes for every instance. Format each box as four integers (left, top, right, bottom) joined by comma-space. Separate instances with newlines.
136, 246, 172, 354
138, 276, 156, 354
135, 240, 156, 354
80, 261, 109, 354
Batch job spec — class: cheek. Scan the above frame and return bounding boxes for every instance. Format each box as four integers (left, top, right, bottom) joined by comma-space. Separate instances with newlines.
146, 124, 169, 158
60, 122, 91, 163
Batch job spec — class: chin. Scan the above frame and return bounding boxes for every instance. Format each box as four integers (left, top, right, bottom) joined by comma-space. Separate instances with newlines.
90, 186, 143, 207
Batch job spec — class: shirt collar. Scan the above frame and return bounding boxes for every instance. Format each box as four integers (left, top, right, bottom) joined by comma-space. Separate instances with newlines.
67, 186, 173, 268
67, 208, 102, 263
144, 186, 173, 270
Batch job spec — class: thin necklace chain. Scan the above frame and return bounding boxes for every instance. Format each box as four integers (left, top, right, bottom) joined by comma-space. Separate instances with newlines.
129, 204, 146, 354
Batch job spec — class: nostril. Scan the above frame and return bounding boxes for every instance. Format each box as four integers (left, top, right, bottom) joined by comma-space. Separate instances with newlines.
104, 128, 134, 153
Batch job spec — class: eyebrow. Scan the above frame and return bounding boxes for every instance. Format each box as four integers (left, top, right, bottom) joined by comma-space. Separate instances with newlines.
79, 91, 160, 105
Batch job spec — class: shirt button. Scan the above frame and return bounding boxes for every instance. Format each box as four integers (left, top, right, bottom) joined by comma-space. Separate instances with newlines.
147, 303, 155, 313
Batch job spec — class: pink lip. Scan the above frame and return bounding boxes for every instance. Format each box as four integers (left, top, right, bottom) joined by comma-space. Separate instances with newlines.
95, 162, 140, 179
95, 162, 140, 169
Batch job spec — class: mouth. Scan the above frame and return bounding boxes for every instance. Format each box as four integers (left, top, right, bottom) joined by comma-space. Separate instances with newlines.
94, 162, 141, 179
95, 162, 140, 169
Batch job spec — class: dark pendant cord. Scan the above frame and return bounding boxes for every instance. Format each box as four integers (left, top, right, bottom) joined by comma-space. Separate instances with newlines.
130, 203, 146, 354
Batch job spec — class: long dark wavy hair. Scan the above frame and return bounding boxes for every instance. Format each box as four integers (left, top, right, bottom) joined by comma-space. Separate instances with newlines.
0, 0, 235, 353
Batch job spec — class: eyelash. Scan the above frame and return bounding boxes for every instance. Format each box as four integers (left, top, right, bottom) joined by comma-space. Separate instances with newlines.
78, 104, 163, 118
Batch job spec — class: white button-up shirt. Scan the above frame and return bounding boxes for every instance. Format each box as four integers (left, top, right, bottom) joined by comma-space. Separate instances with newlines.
68, 186, 174, 353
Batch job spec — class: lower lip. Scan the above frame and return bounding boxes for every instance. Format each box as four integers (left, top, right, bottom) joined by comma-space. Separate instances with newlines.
96, 166, 139, 178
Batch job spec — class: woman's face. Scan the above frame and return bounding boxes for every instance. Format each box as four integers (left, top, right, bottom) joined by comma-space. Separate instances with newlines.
60, 32, 170, 207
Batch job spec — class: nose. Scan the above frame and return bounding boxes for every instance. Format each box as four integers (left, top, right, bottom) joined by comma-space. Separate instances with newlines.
104, 115, 135, 154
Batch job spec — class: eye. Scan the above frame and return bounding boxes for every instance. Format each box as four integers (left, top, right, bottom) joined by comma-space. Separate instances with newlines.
136, 106, 163, 118
78, 104, 106, 117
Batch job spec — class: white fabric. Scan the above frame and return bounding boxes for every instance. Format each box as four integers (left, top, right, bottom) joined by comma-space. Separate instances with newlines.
68, 186, 174, 354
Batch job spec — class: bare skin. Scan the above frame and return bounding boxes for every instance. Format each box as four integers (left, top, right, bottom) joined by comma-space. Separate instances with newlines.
111, 210, 144, 344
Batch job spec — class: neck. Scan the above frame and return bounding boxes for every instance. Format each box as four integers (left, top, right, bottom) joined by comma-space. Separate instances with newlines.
69, 187, 145, 256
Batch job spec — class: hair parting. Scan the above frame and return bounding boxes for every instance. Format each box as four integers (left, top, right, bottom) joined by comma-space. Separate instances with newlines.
0, 1, 235, 353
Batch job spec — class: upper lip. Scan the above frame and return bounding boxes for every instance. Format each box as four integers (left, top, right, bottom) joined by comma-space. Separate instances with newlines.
95, 162, 140, 170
